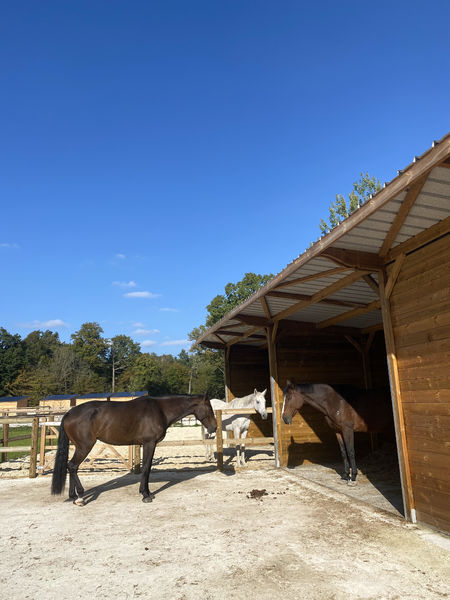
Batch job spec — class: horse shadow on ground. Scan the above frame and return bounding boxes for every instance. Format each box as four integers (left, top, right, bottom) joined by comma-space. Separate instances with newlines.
286, 436, 404, 515
71, 466, 233, 505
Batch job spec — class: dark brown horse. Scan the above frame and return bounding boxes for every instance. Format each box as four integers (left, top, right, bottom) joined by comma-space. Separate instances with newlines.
282, 382, 393, 484
51, 393, 217, 504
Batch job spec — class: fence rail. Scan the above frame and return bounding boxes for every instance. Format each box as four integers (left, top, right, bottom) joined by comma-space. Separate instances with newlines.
0, 406, 275, 477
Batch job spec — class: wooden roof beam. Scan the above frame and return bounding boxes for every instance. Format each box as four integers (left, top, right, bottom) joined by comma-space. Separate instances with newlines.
317, 299, 381, 329
379, 174, 428, 257
386, 216, 450, 262
320, 248, 383, 271
273, 270, 370, 322
272, 266, 350, 290
226, 326, 265, 347
267, 289, 367, 309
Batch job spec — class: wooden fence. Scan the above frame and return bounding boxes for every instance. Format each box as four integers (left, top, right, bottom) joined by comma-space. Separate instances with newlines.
0, 407, 274, 477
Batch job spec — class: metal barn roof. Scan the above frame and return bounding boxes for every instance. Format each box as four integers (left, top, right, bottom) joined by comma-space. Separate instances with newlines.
197, 134, 450, 349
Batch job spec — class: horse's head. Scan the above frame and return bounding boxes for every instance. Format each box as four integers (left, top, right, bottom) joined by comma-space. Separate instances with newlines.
252, 388, 268, 420
194, 392, 217, 434
282, 380, 304, 425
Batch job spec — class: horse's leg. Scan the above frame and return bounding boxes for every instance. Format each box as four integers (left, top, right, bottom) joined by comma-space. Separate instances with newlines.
139, 441, 156, 503
240, 427, 249, 466
68, 441, 95, 505
342, 427, 358, 486
335, 432, 350, 482
233, 424, 242, 467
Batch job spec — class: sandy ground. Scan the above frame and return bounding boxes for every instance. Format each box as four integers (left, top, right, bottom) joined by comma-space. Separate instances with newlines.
1, 427, 449, 600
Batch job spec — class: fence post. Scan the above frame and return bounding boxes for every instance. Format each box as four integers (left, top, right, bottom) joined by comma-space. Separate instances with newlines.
29, 417, 39, 478
39, 420, 48, 474
216, 410, 223, 471
1, 423, 9, 463
133, 445, 141, 474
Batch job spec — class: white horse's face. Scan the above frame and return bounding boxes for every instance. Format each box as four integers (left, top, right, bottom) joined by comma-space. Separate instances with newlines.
253, 388, 268, 420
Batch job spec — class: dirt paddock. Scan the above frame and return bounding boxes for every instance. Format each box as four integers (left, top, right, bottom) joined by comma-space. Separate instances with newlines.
1, 428, 449, 600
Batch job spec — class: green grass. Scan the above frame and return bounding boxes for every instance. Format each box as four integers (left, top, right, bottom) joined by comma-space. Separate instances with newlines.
1, 425, 32, 461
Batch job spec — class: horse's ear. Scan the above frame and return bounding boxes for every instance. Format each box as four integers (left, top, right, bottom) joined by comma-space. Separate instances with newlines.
254, 388, 257, 395
286, 380, 293, 388
203, 390, 209, 401
262, 388, 267, 396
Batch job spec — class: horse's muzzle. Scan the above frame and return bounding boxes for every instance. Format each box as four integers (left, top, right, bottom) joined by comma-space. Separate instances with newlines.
261, 411, 268, 420
207, 425, 217, 435
282, 414, 292, 425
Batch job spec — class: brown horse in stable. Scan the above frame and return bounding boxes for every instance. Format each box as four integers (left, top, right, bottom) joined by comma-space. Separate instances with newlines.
51, 393, 217, 504
282, 382, 393, 485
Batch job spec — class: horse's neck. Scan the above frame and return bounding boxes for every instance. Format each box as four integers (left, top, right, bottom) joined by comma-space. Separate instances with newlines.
229, 393, 254, 408
158, 397, 195, 426
301, 386, 329, 416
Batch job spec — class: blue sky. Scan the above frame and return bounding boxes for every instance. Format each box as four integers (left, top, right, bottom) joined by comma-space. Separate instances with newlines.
1, 1, 449, 354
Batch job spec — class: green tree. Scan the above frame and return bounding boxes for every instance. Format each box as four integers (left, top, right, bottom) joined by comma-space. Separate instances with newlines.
205, 272, 273, 327
71, 322, 109, 375
0, 328, 24, 396
319, 172, 382, 235
22, 330, 60, 369
107, 335, 141, 392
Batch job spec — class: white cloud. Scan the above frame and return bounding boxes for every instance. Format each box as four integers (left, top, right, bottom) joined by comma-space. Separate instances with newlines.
133, 328, 160, 336
160, 307, 179, 312
160, 339, 190, 347
124, 291, 160, 299
141, 340, 157, 347
132, 322, 145, 328
115, 253, 126, 260
113, 280, 137, 288
1, 242, 19, 249
19, 319, 68, 329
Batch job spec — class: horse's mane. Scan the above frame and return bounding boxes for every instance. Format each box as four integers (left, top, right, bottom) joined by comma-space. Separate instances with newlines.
294, 383, 315, 394
228, 392, 256, 408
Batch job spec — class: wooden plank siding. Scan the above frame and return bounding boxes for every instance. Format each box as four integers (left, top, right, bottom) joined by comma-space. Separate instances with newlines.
389, 234, 450, 532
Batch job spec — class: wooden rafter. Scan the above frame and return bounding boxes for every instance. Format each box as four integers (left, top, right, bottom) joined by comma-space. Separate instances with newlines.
261, 296, 271, 319
320, 248, 383, 271
317, 299, 381, 329
386, 216, 450, 262
379, 174, 428, 257
273, 270, 370, 322
226, 326, 264, 347
272, 266, 349, 290
363, 274, 379, 293
384, 254, 406, 299
267, 289, 366, 309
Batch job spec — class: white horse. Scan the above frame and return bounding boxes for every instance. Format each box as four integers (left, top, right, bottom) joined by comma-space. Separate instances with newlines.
205, 389, 268, 467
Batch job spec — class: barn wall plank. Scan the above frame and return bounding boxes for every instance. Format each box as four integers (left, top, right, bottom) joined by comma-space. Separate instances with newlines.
390, 234, 450, 533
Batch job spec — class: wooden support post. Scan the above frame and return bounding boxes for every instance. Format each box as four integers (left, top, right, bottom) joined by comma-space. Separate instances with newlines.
379, 268, 415, 522
133, 445, 141, 474
39, 420, 47, 474
1, 423, 9, 463
266, 326, 282, 467
29, 417, 39, 479
215, 410, 223, 471
224, 347, 235, 403
128, 445, 133, 471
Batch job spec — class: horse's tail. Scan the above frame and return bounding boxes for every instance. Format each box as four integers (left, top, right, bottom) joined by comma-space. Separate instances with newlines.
51, 416, 69, 495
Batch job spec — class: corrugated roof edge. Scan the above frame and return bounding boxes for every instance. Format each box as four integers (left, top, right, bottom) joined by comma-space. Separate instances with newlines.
196, 133, 450, 346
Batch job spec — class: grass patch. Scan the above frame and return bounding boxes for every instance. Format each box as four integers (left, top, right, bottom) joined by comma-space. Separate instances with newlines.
1, 425, 32, 460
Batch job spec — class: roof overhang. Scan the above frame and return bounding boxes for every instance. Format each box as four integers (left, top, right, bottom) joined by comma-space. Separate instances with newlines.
197, 134, 450, 350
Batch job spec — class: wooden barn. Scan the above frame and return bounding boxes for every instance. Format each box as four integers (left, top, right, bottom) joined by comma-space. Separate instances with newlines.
75, 392, 111, 405
197, 134, 450, 534
0, 396, 29, 413
39, 394, 77, 412
109, 391, 148, 401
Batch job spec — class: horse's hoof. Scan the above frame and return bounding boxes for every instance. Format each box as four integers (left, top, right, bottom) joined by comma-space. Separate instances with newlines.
74, 498, 85, 506
347, 480, 357, 487
142, 496, 153, 503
